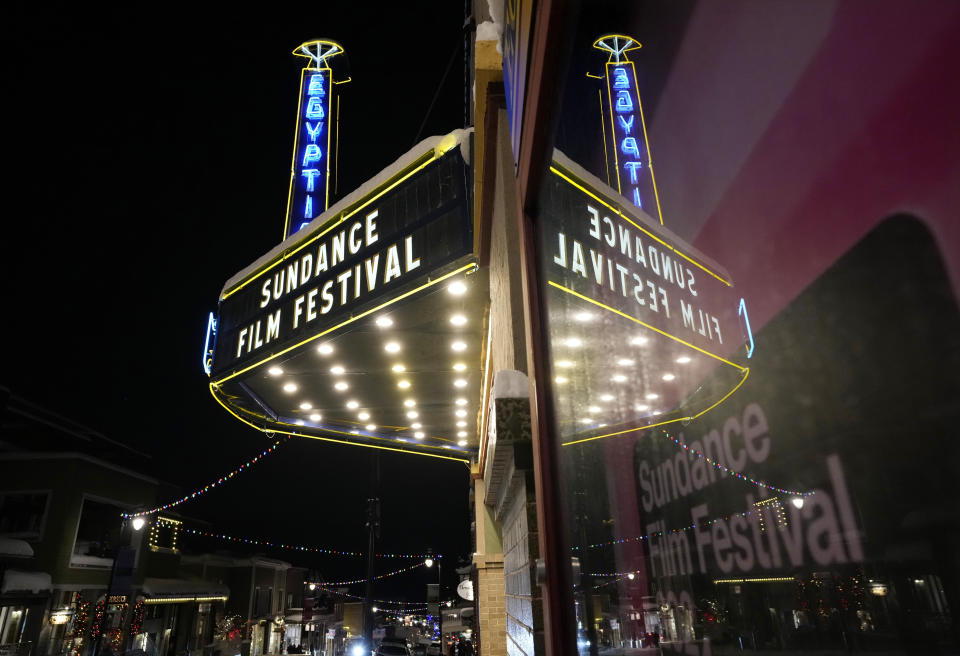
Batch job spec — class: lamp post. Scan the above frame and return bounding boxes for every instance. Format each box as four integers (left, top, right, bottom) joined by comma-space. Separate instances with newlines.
424, 554, 442, 650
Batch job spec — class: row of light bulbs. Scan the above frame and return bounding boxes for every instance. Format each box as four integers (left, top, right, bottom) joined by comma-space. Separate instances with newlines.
555, 333, 697, 425
265, 278, 474, 447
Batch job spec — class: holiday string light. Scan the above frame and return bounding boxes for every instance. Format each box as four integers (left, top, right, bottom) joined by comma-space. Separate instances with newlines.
572, 508, 760, 551
662, 430, 813, 497
306, 561, 426, 586
315, 585, 454, 608
182, 526, 442, 559
122, 438, 287, 518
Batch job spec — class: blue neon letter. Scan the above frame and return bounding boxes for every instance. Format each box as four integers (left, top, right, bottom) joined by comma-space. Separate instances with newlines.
617, 114, 635, 134
623, 161, 643, 183
306, 96, 325, 120
615, 90, 634, 113
308, 74, 326, 96
306, 121, 324, 142
304, 195, 313, 219
633, 188, 642, 208
303, 144, 323, 166
621, 137, 641, 159
302, 168, 321, 192
613, 68, 630, 89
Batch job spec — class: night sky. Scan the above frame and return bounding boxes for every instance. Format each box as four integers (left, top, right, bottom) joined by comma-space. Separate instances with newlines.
3, 4, 473, 599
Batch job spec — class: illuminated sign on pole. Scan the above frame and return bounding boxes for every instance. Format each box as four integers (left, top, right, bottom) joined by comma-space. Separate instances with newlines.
593, 35, 664, 226
284, 40, 349, 240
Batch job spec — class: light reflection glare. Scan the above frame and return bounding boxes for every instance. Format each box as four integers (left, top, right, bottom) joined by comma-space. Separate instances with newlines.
565, 337, 583, 348
268, 366, 283, 376
662, 373, 676, 381
676, 356, 692, 364
447, 281, 467, 296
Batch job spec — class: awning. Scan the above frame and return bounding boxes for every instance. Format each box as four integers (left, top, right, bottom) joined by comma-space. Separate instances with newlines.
1, 569, 52, 594
141, 578, 229, 604
208, 130, 487, 462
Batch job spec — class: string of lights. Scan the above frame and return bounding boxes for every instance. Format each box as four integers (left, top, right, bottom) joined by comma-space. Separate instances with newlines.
183, 527, 443, 559
315, 585, 434, 608
572, 508, 759, 551
122, 438, 287, 518
662, 430, 813, 497
306, 561, 426, 586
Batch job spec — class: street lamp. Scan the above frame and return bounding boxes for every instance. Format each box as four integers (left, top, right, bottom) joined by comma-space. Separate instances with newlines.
425, 554, 442, 646
131, 517, 146, 531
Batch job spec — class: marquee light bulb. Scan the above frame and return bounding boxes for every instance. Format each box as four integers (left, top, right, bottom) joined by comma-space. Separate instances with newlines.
556, 360, 574, 368
578, 418, 593, 424
411, 422, 422, 429
645, 393, 659, 400
574, 311, 594, 322
330, 365, 345, 375
555, 376, 568, 384
375, 316, 393, 328
346, 400, 359, 409
310, 413, 322, 421
630, 336, 648, 346
317, 343, 334, 355
358, 412, 370, 421
676, 356, 691, 364
453, 379, 467, 388
662, 373, 676, 381
283, 383, 298, 393
600, 394, 614, 402
397, 380, 411, 389
612, 374, 627, 383
385, 342, 401, 353
457, 440, 467, 447
365, 424, 376, 431
455, 409, 467, 418
635, 404, 649, 412
450, 314, 467, 326
404, 399, 416, 407
407, 411, 419, 419
451, 341, 467, 352
392, 364, 406, 373
565, 337, 582, 348
456, 421, 467, 427
414, 432, 425, 439
455, 398, 467, 406
457, 431, 467, 438
299, 402, 313, 410
452, 362, 467, 372
268, 366, 284, 376
334, 381, 349, 391
447, 281, 467, 296
588, 406, 601, 414
617, 358, 634, 367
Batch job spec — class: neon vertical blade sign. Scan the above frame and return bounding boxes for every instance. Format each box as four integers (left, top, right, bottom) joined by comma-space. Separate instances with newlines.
594, 35, 664, 226
284, 40, 347, 240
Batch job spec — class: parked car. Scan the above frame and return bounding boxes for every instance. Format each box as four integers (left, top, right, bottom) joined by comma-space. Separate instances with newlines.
376, 644, 410, 656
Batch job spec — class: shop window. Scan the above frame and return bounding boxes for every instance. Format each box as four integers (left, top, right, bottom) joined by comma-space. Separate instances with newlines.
71, 497, 126, 567
0, 491, 49, 538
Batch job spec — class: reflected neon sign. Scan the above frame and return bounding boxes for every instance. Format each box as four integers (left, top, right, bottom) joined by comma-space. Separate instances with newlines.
594, 34, 663, 225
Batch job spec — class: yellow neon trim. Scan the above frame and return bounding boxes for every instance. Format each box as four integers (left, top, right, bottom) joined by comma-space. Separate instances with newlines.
477, 315, 494, 464
585, 72, 603, 80
562, 369, 749, 447
325, 68, 332, 212
713, 577, 794, 584
214, 263, 475, 385
548, 165, 731, 287
335, 94, 341, 196
208, 384, 469, 463
211, 380, 462, 452
624, 61, 665, 226
598, 88, 611, 187
546, 282, 743, 369
604, 68, 622, 197
592, 34, 642, 57
224, 151, 439, 300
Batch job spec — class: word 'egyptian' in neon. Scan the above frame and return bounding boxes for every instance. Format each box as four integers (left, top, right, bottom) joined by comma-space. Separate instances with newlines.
297, 72, 327, 229
611, 65, 644, 210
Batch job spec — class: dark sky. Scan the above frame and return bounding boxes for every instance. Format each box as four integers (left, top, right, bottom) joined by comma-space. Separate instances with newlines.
3, 4, 473, 599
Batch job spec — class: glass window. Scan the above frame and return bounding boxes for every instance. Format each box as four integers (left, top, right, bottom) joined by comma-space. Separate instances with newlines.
0, 491, 49, 538
533, 3, 960, 653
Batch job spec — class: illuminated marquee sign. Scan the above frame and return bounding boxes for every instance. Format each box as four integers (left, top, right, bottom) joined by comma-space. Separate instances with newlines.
212, 147, 472, 379
543, 153, 741, 359
284, 41, 347, 240
593, 35, 663, 225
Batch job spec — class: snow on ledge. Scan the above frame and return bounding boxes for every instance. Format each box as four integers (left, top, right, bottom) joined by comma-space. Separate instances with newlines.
0, 537, 34, 558
1, 570, 52, 594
